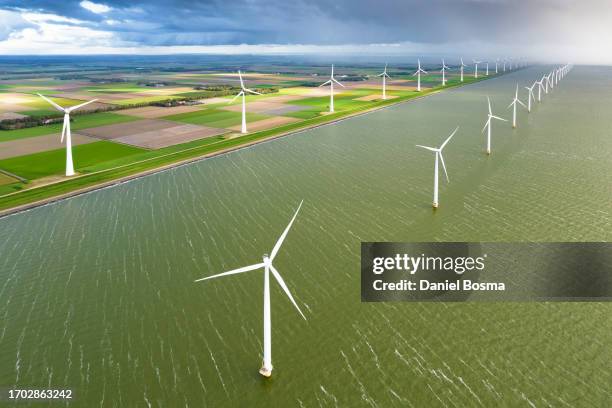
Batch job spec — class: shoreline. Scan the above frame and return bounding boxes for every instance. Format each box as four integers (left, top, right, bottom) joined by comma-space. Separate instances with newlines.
0, 76, 496, 219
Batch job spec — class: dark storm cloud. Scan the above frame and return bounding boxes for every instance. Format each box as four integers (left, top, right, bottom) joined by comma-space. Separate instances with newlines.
1, 0, 611, 63
0, 0, 580, 46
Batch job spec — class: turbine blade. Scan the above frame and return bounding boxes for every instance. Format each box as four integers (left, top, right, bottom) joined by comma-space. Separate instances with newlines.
517, 99, 527, 108
194, 262, 265, 282
492, 115, 507, 122
270, 264, 306, 320
440, 126, 459, 150
481, 118, 490, 134
415, 145, 438, 152
507, 101, 514, 109
487, 96, 492, 115
67, 99, 98, 113
319, 79, 332, 87
270, 200, 303, 261
245, 88, 262, 95
37, 93, 65, 112
238, 70, 244, 89
332, 78, 345, 87
438, 152, 449, 183
228, 91, 243, 103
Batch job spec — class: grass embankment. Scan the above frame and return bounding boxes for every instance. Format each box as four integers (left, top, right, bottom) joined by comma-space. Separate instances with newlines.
0, 74, 492, 213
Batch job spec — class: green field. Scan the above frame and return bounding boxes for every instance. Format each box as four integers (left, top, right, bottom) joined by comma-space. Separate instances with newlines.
0, 172, 18, 186
292, 94, 372, 112
0, 141, 145, 180
163, 108, 270, 128
0, 112, 139, 142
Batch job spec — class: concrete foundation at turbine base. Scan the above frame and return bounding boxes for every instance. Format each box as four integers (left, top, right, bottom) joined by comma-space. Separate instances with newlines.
259, 366, 272, 378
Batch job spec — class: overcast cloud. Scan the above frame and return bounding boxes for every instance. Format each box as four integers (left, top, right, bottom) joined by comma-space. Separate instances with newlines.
0, 0, 611, 64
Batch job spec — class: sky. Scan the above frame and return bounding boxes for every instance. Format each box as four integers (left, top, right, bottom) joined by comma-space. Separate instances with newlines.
0, 0, 611, 64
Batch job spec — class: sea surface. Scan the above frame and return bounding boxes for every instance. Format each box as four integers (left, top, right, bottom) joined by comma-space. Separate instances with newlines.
1, 66, 611, 407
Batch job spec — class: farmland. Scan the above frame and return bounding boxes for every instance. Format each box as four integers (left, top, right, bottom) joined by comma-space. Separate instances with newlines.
0, 58, 495, 213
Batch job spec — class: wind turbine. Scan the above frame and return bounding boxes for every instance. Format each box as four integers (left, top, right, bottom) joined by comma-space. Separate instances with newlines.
440, 59, 450, 86
485, 61, 489, 76
508, 84, 526, 128
230, 71, 262, 134
37, 94, 98, 177
459, 58, 467, 82
319, 64, 344, 113
377, 63, 391, 100
543, 74, 550, 94
473, 60, 481, 78
549, 71, 555, 90
482, 96, 507, 155
535, 79, 544, 102
502, 59, 507, 72
416, 127, 458, 209
525, 82, 536, 112
195, 200, 306, 378
495, 58, 499, 74
412, 59, 427, 91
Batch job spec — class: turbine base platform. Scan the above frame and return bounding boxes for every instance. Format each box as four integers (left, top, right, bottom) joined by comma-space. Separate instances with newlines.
259, 367, 272, 378
432, 203, 438, 209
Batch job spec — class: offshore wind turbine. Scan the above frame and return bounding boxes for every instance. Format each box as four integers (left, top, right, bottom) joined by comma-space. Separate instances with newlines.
37, 94, 98, 177
319, 64, 345, 113
485, 61, 489, 76
502, 59, 507, 72
459, 58, 467, 82
230, 71, 262, 134
495, 58, 499, 74
416, 127, 458, 209
195, 201, 306, 378
525, 82, 536, 112
473, 60, 481, 78
549, 71, 555, 90
535, 79, 544, 102
440, 59, 450, 86
508, 84, 527, 128
543, 74, 550, 94
412, 59, 427, 91
377, 64, 391, 100
482, 96, 507, 155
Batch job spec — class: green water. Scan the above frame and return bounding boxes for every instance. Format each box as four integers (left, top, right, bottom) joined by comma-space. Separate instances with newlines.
1, 66, 610, 407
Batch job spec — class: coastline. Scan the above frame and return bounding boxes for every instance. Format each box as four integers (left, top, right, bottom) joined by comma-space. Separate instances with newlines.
0, 75, 497, 219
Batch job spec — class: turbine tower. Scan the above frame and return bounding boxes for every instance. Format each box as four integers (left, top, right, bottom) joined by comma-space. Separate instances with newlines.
485, 61, 489, 76
37, 94, 98, 177
412, 59, 427, 92
319, 65, 345, 113
495, 58, 499, 74
230, 71, 262, 134
195, 201, 306, 378
416, 127, 459, 209
508, 84, 527, 128
482, 96, 507, 155
377, 64, 391, 100
440, 59, 450, 86
459, 58, 467, 82
473, 60, 481, 78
